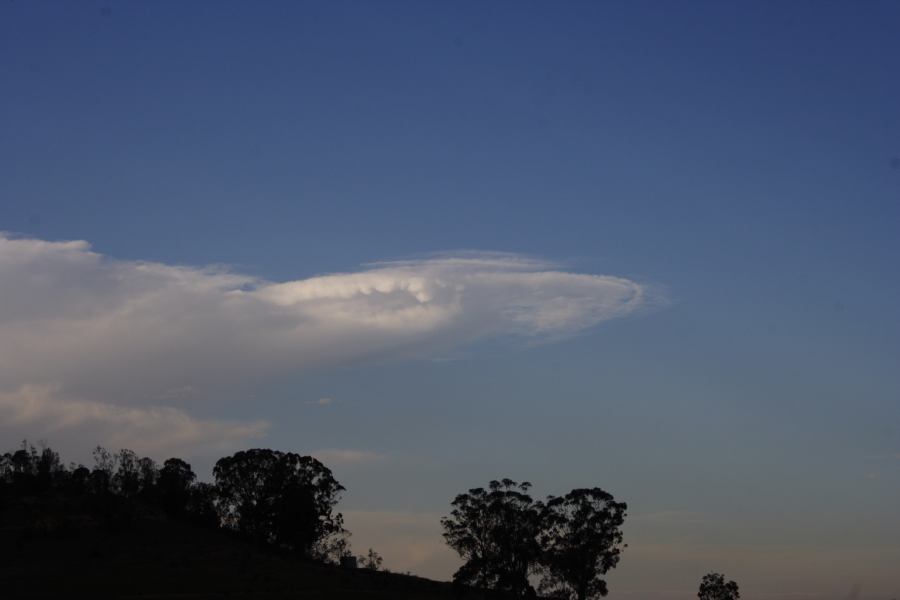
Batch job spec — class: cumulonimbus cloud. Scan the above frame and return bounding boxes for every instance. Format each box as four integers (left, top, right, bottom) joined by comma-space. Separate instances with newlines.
0, 234, 655, 453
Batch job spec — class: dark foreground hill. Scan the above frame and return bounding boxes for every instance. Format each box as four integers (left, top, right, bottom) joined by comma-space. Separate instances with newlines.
0, 497, 491, 600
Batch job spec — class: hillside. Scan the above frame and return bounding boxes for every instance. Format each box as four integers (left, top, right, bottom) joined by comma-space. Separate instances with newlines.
0, 495, 490, 600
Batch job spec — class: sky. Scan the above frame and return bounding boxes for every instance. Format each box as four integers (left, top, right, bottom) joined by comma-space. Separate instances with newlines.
2, 1, 900, 598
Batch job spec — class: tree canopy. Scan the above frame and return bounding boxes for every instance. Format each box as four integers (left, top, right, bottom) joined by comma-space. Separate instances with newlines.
213, 448, 345, 555
698, 572, 740, 600
538, 488, 627, 600
442, 480, 628, 599
1, 441, 349, 563
441, 479, 541, 597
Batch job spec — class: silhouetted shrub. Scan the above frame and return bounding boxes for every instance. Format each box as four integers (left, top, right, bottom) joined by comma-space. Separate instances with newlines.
359, 548, 384, 571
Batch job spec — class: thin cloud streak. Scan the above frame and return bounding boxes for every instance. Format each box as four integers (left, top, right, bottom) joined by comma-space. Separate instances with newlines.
306, 398, 335, 406
311, 449, 388, 466
0, 384, 268, 455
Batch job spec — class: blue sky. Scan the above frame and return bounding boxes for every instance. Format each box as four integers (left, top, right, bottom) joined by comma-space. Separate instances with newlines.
2, 2, 900, 598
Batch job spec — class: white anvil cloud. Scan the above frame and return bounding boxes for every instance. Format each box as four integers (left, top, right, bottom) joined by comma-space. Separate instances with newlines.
0, 235, 652, 454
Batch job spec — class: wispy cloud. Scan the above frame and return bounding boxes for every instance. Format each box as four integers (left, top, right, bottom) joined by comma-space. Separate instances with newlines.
306, 397, 335, 406
0, 234, 654, 453
0, 384, 268, 455
311, 449, 388, 466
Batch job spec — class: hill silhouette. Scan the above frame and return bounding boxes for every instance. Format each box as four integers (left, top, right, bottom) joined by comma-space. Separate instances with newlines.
2, 442, 634, 599
0, 491, 506, 599
0, 442, 506, 600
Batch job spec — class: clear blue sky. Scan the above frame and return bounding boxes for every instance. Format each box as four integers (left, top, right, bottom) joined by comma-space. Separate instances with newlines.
2, 2, 899, 598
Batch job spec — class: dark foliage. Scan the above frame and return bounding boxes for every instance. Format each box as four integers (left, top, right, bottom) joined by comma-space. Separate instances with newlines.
212, 448, 346, 555
0, 442, 206, 533
442, 480, 627, 599
3, 440, 643, 600
157, 457, 196, 517
0, 442, 63, 496
441, 479, 541, 597
1, 441, 347, 561
359, 547, 385, 571
698, 572, 740, 600
538, 488, 627, 600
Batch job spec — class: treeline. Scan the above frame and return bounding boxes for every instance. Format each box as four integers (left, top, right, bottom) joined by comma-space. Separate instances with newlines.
0, 441, 349, 563
2, 442, 630, 598
2, 442, 740, 600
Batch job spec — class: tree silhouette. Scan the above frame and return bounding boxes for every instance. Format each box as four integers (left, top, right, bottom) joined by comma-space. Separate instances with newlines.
1, 441, 361, 567
69, 465, 91, 495
698, 572, 740, 600
311, 528, 352, 564
441, 479, 540, 597
35, 445, 62, 489
359, 548, 384, 571
213, 449, 345, 555
137, 456, 159, 494
0, 441, 64, 494
90, 445, 116, 494
537, 488, 627, 600
158, 457, 196, 516
113, 449, 143, 497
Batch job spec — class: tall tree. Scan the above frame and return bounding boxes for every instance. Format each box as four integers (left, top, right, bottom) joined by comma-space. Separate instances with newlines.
441, 479, 541, 597
537, 488, 627, 600
158, 458, 196, 516
113, 449, 142, 497
90, 446, 116, 494
698, 572, 740, 600
213, 449, 345, 555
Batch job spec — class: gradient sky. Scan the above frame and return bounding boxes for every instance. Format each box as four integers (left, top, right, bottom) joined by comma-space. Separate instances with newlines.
2, 2, 900, 599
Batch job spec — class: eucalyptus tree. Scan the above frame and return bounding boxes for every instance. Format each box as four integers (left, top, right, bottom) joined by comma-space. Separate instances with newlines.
537, 487, 627, 600
213, 448, 345, 555
441, 479, 541, 597
698, 572, 740, 600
